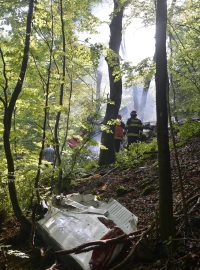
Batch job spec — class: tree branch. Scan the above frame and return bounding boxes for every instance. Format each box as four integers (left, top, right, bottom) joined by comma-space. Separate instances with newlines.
0, 47, 8, 107
55, 229, 145, 256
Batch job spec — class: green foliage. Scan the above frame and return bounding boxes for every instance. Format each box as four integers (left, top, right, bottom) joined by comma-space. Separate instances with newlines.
0, 155, 11, 215
0, 181, 10, 216
90, 43, 103, 68
121, 57, 155, 88
116, 139, 158, 169
176, 120, 200, 144
62, 137, 99, 179
116, 184, 128, 196
168, 0, 200, 120
1, 0, 103, 205
0, 0, 199, 220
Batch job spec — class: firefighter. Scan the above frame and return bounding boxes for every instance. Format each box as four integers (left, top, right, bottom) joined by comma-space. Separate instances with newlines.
114, 115, 126, 152
126, 110, 143, 147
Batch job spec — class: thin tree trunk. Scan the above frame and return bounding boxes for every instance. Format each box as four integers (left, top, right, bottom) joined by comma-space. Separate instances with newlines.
2, 0, 34, 229
61, 74, 73, 154
168, 33, 179, 123
155, 0, 174, 241
96, 55, 104, 112
139, 77, 152, 121
139, 55, 155, 121
34, 0, 55, 202
168, 93, 189, 228
133, 85, 139, 113
56, 0, 66, 192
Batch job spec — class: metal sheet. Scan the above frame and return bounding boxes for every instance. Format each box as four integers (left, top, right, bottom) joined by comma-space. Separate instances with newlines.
37, 193, 138, 270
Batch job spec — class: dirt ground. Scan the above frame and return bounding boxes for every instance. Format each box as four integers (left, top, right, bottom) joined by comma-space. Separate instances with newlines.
0, 136, 200, 269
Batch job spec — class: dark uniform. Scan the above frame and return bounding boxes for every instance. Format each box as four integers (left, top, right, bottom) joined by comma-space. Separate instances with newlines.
126, 111, 143, 147
43, 144, 55, 164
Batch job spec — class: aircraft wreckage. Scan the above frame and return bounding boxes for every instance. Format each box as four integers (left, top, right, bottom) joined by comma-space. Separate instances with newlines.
37, 193, 138, 270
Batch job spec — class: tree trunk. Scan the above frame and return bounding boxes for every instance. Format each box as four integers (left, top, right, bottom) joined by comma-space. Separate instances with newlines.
99, 0, 124, 166
96, 56, 104, 113
56, 0, 66, 193
139, 56, 155, 121
139, 77, 152, 121
155, 0, 174, 241
34, 0, 54, 202
2, 0, 34, 230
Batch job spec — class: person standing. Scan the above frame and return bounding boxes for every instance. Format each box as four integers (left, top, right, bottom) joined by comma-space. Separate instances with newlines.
43, 144, 55, 164
114, 115, 126, 152
126, 111, 143, 147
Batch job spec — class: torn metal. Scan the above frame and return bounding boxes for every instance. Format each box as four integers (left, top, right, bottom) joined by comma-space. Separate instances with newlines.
37, 193, 138, 270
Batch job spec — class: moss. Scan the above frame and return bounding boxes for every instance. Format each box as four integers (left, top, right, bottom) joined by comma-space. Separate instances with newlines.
116, 185, 128, 196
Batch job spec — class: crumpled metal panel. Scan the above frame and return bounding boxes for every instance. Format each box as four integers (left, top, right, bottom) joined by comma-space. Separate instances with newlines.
102, 199, 138, 234
37, 193, 138, 270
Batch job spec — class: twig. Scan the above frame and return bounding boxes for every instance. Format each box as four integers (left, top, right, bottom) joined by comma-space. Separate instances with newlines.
109, 222, 155, 270
101, 165, 119, 178
55, 229, 145, 256
187, 193, 200, 207
173, 237, 200, 242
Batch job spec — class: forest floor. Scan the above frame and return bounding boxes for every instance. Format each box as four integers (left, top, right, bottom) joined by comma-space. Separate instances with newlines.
0, 135, 200, 270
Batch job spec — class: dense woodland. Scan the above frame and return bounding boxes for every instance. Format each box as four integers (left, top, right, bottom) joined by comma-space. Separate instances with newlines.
0, 0, 200, 269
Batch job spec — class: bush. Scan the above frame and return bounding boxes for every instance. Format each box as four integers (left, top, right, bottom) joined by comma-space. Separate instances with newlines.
116, 139, 158, 169
176, 120, 200, 144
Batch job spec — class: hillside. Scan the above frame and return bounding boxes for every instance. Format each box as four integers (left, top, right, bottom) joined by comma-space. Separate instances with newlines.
0, 136, 200, 269
70, 136, 200, 269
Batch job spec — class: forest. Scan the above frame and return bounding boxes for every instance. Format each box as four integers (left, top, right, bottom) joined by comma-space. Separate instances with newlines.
0, 0, 200, 269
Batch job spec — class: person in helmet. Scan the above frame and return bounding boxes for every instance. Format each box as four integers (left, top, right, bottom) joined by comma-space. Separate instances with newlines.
114, 115, 126, 152
126, 110, 143, 147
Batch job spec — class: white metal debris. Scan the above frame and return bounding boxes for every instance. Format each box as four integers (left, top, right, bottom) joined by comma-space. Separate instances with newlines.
37, 193, 138, 270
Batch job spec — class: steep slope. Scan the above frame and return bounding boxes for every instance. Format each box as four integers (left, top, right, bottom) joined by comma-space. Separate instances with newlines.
0, 136, 199, 269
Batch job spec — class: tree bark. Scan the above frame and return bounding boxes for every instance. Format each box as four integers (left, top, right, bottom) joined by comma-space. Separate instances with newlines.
99, 0, 124, 166
155, 0, 174, 241
34, 0, 54, 202
139, 56, 155, 121
139, 76, 152, 121
55, 0, 66, 192
2, 0, 34, 229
